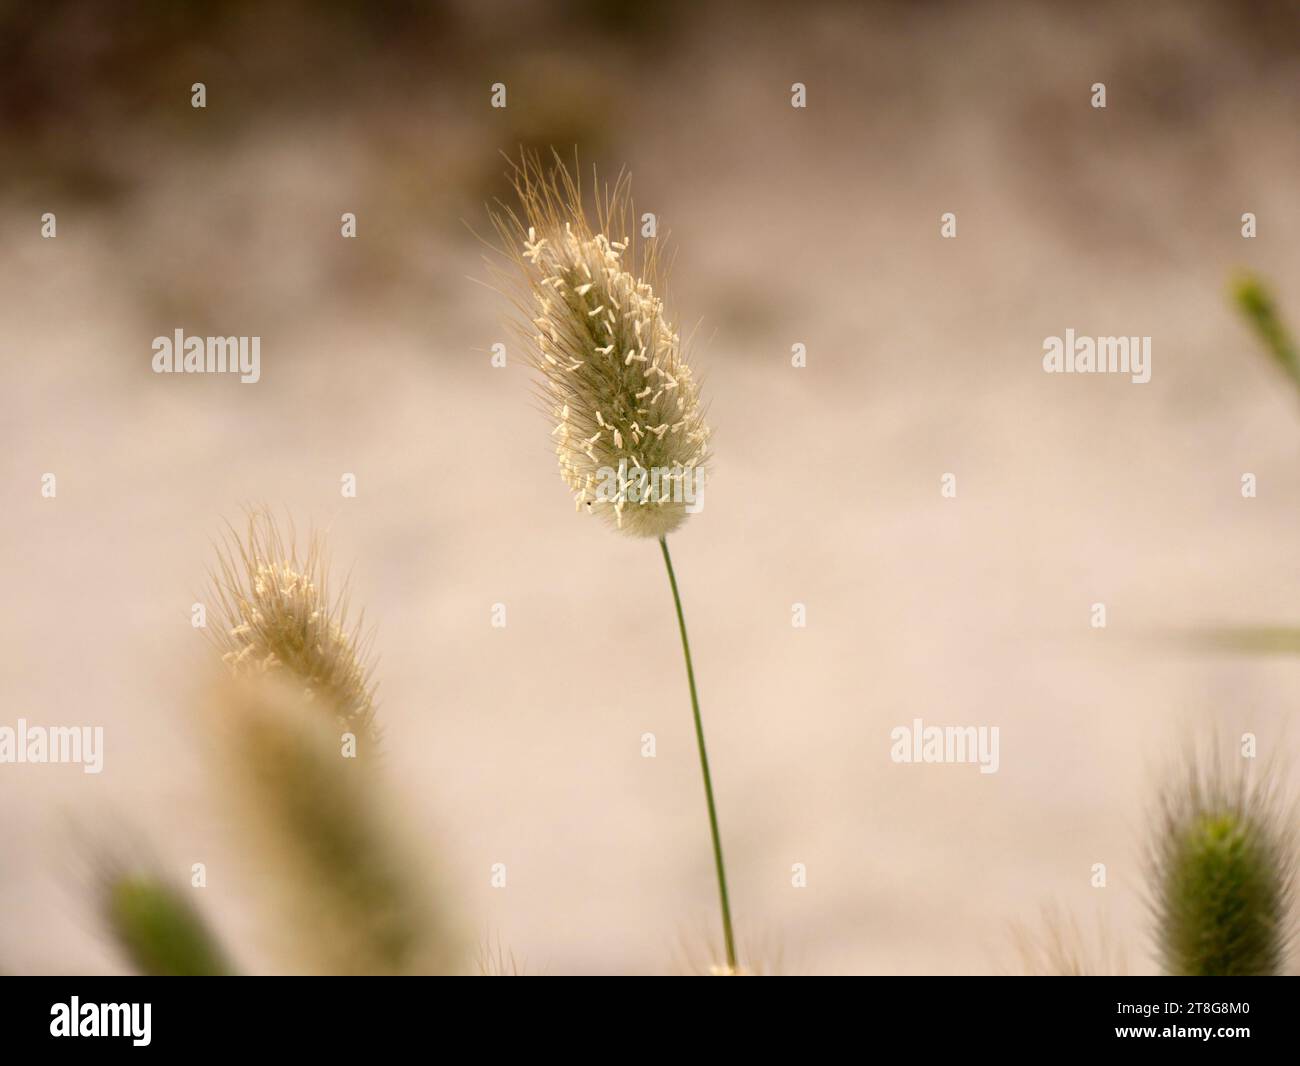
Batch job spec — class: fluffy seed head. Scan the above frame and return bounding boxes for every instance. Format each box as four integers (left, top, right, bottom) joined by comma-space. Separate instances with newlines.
489, 151, 710, 538
1149, 748, 1295, 976
207, 508, 377, 745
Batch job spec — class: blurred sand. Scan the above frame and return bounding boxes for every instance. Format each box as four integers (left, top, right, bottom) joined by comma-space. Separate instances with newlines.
2, 1, 1299, 974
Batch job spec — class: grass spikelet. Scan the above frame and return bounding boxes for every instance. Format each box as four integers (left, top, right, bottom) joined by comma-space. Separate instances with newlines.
207, 507, 377, 748
212, 675, 459, 975
488, 150, 710, 538
1149, 747, 1295, 976
103, 870, 233, 977
1232, 273, 1299, 394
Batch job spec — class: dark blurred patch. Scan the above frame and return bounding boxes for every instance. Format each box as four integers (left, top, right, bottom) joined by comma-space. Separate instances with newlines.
0, 1, 437, 200
706, 280, 794, 342
0, 0, 701, 205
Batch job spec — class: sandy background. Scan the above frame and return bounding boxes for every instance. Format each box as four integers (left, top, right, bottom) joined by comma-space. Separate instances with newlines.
2, 0, 1299, 974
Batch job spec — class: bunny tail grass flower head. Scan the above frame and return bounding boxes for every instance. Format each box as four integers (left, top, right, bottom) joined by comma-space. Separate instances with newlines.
1149, 747, 1296, 976
202, 512, 461, 974
489, 151, 710, 539
207, 507, 377, 749
489, 151, 738, 972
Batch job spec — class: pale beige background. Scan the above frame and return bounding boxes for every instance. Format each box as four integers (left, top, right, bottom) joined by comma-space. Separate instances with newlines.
2, 1, 1298, 974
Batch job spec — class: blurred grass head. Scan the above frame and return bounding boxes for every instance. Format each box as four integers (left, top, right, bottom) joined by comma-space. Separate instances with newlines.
101, 867, 232, 977
203, 512, 460, 975
209, 673, 461, 975
1149, 745, 1296, 976
207, 507, 377, 747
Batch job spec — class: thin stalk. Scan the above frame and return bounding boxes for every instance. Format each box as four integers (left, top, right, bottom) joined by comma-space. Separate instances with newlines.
659, 534, 737, 971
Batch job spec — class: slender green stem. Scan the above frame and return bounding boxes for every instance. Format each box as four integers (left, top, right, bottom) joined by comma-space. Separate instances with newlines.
659, 534, 737, 972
